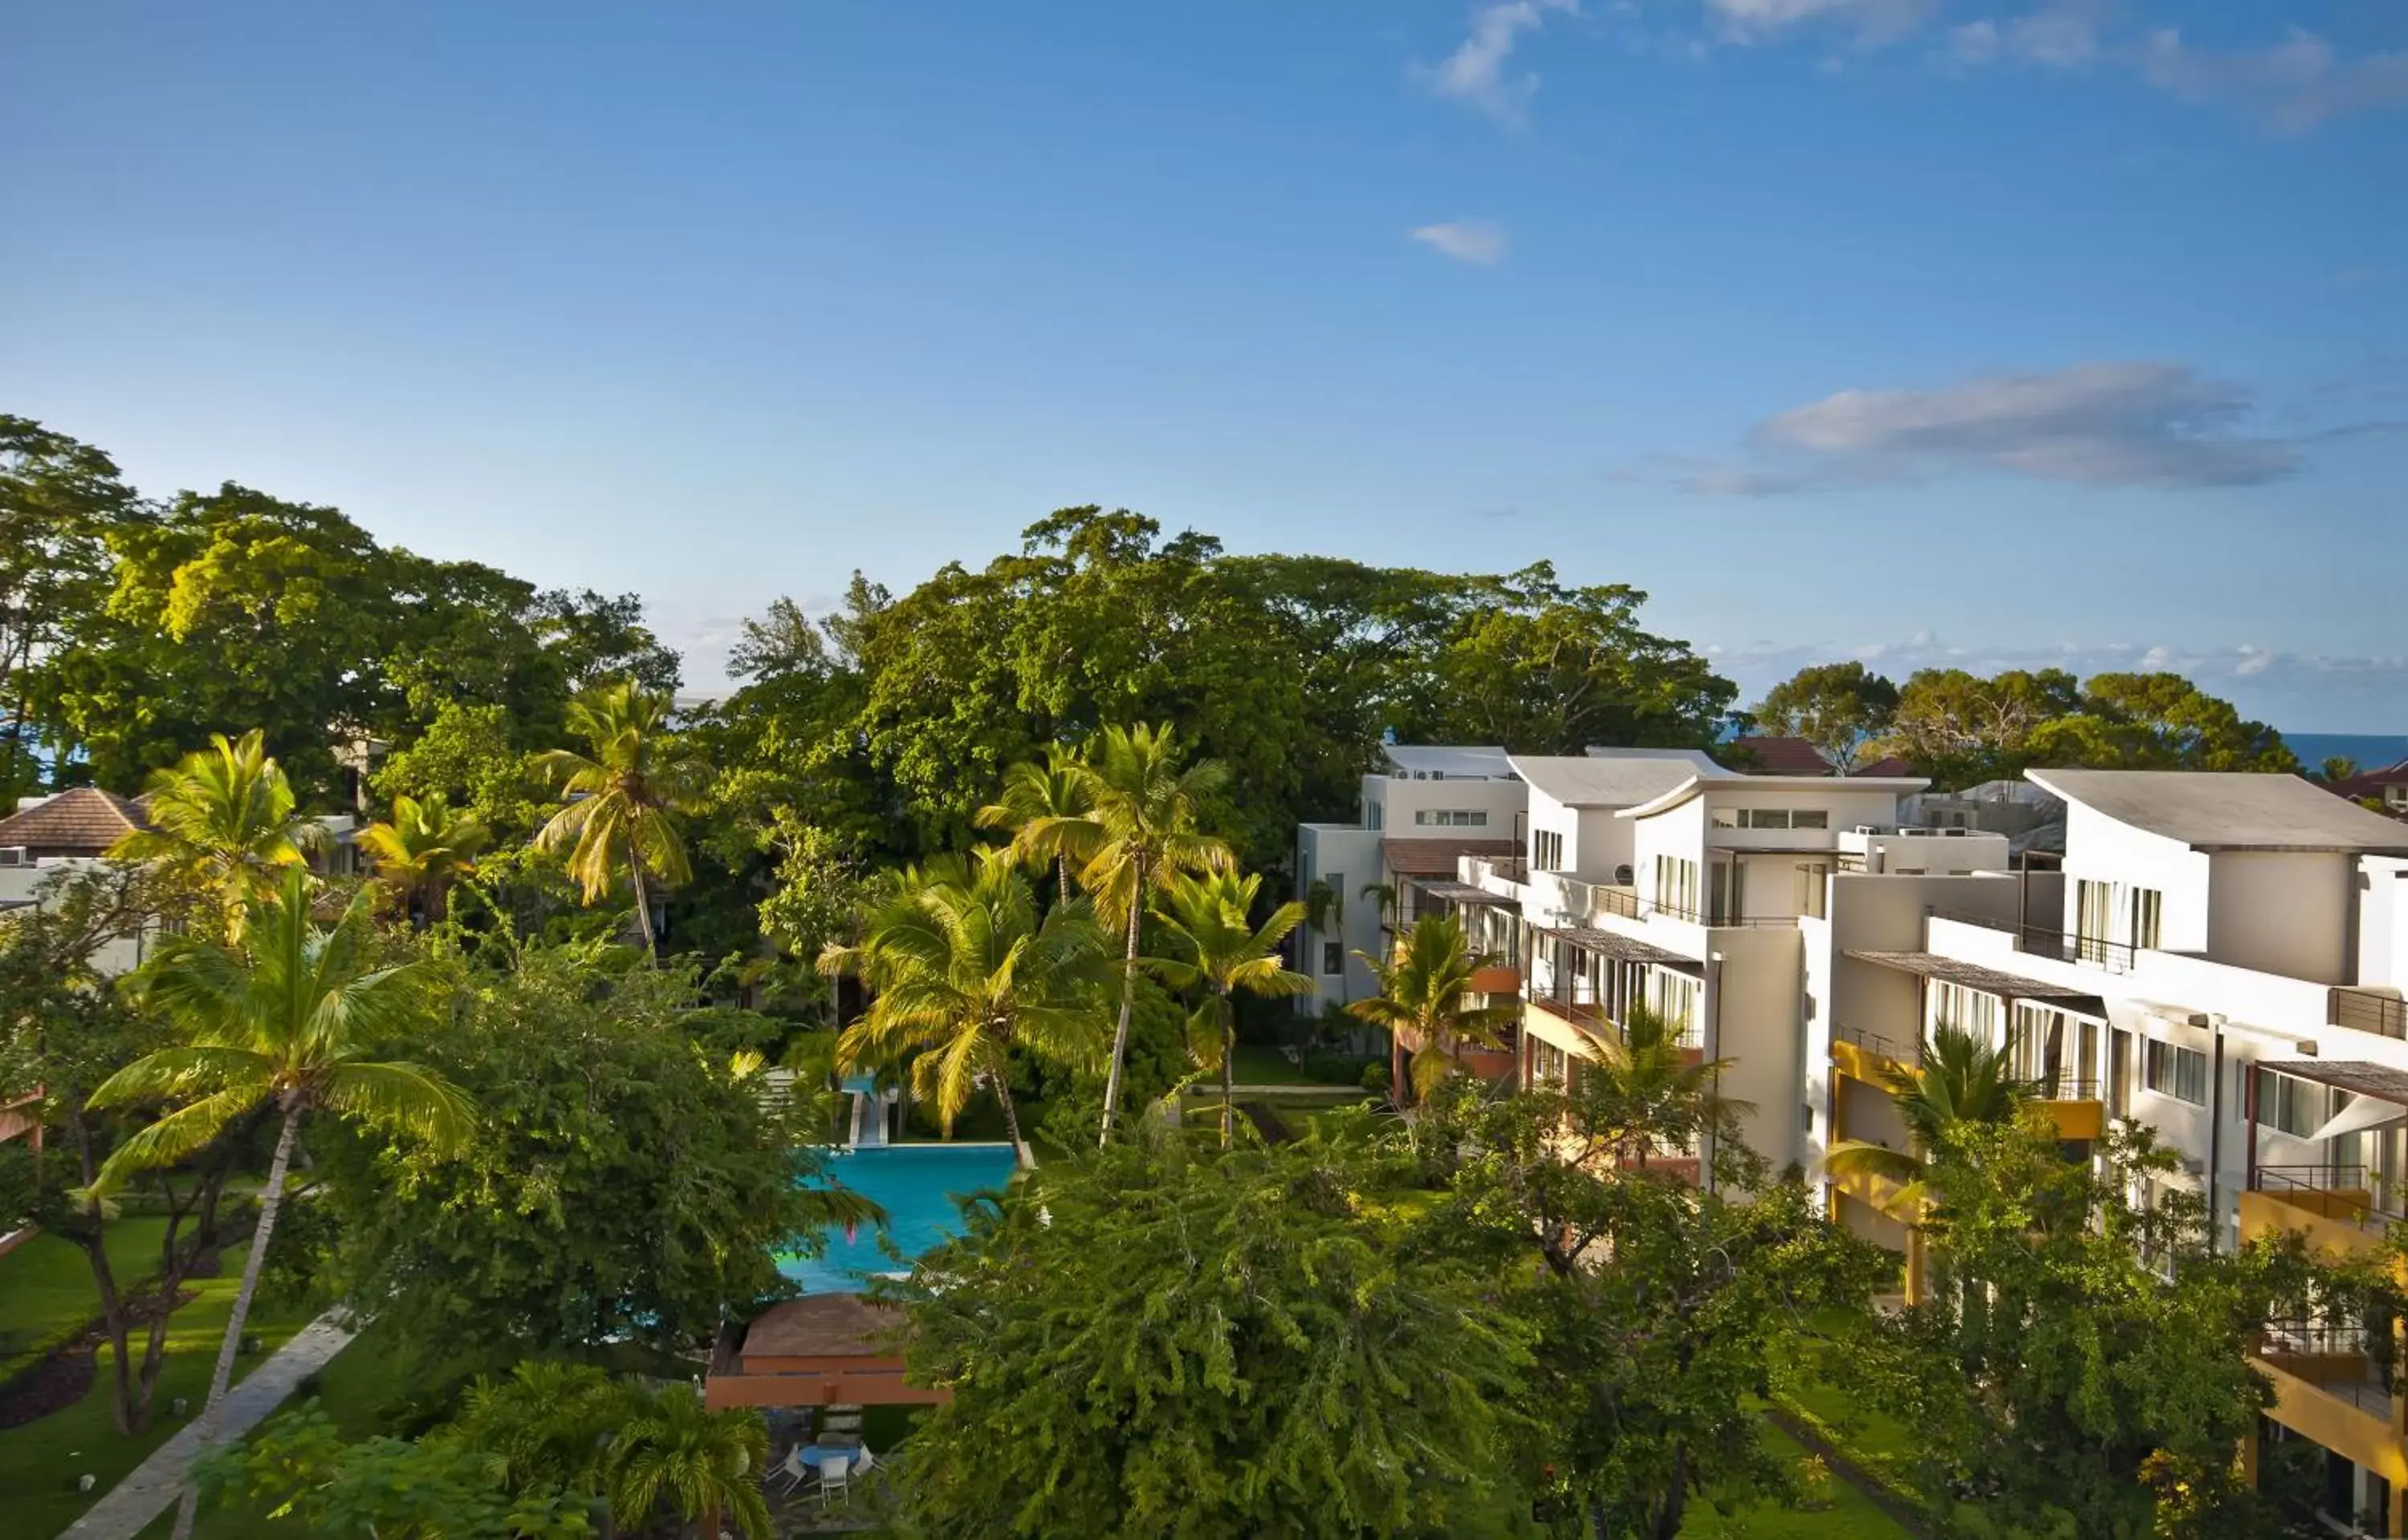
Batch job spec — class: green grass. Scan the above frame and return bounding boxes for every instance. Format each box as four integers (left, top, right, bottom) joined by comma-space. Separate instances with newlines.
1229, 1045, 1369, 1086
1679, 1419, 1914, 1538
0, 1217, 173, 1363
0, 1239, 317, 1539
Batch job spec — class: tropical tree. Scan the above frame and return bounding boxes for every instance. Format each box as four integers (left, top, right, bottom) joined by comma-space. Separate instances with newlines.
1822, 1023, 2037, 1220
1577, 1000, 1750, 1174
606, 1383, 772, 1540
535, 678, 701, 960
1347, 914, 1519, 1103
87, 867, 474, 1540
437, 1359, 624, 1501
822, 849, 1112, 1167
1149, 870, 1312, 1147
1060, 723, 1234, 1142
974, 744, 1098, 898
1750, 660, 1901, 774
357, 791, 489, 927
108, 728, 316, 939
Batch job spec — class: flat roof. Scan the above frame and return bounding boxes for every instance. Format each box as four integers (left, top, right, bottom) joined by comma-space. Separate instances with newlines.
1511, 752, 1729, 808
1380, 745, 1515, 779
1544, 926, 1702, 971
1846, 949, 2106, 1012
1618, 772, 1929, 820
2027, 768, 2408, 855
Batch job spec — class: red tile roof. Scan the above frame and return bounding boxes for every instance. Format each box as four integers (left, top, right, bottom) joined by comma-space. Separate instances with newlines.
2331, 758, 2408, 798
1726, 735, 1908, 778
0, 788, 148, 855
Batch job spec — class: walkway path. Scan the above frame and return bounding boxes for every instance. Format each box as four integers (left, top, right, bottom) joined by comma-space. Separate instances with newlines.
59, 1312, 357, 1540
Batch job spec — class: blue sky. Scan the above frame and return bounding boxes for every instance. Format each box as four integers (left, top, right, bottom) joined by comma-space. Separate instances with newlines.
2, 2, 2401, 727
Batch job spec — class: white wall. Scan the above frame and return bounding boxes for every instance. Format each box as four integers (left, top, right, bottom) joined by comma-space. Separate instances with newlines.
2362, 858, 2408, 989
1296, 825, 1384, 1006
1363, 773, 1526, 839
2206, 851, 2353, 984
2058, 802, 2211, 951
1708, 927, 1807, 1174
0, 858, 148, 975
1701, 785, 1913, 854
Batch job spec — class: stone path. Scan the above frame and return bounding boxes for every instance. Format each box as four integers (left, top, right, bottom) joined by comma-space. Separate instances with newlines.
59, 1312, 357, 1540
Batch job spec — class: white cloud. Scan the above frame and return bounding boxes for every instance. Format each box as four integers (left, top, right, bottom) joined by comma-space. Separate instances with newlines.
1710, 361, 2301, 491
1410, 219, 1511, 265
2140, 26, 2408, 131
1706, 0, 1930, 47
1416, 0, 1579, 125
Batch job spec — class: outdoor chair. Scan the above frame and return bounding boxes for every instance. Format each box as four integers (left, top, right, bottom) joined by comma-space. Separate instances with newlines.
772, 1444, 814, 1495
818, 1454, 852, 1509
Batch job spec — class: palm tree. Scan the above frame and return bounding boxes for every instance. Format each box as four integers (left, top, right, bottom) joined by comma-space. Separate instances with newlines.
606, 1382, 773, 1540
1824, 1022, 2036, 1298
357, 791, 490, 927
974, 744, 1100, 899
1348, 914, 1522, 1104
820, 849, 1111, 1169
1150, 870, 1313, 1147
535, 679, 701, 962
87, 866, 474, 1540
1577, 1001, 1751, 1173
108, 729, 316, 939
437, 1359, 623, 1501
1064, 723, 1233, 1143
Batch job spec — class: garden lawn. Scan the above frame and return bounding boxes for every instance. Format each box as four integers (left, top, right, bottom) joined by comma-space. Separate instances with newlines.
1230, 1044, 1365, 1086
0, 1218, 172, 1367
0, 1239, 316, 1540
1678, 1418, 1914, 1538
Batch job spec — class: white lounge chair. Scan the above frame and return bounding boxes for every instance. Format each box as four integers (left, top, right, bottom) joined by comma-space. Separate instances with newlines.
771, 1444, 813, 1494
818, 1454, 852, 1509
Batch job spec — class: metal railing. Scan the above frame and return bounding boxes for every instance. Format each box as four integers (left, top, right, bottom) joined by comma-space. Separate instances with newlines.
2250, 1163, 2404, 1231
1588, 885, 1799, 929
1832, 1023, 1918, 1067
2332, 988, 2408, 1041
2032, 1073, 2101, 1102
1930, 912, 2138, 974
1524, 972, 1702, 1049
2256, 1319, 2397, 1415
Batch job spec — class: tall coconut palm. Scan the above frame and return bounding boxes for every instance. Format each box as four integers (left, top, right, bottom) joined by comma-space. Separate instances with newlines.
108, 729, 317, 939
535, 678, 701, 962
1150, 870, 1314, 1148
606, 1382, 773, 1540
1347, 914, 1521, 1104
357, 791, 490, 927
1578, 1001, 1751, 1172
1064, 723, 1233, 1143
1823, 1023, 2038, 1219
974, 744, 1100, 899
436, 1359, 624, 1501
820, 849, 1111, 1169
87, 866, 473, 1540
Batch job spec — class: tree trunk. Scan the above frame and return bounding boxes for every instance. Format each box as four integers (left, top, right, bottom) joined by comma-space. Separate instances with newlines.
1218, 993, 1236, 1151
1649, 1440, 1690, 1540
168, 1103, 300, 1540
1097, 856, 1147, 1145
1055, 856, 1071, 907
993, 1061, 1031, 1171
628, 854, 659, 965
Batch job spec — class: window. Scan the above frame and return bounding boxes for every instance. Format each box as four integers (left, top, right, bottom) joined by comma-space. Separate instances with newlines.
1795, 861, 1829, 919
2389, 785, 2408, 812
1729, 807, 1828, 830
2256, 1069, 2341, 1139
1743, 809, 1787, 829
1323, 873, 1342, 923
1791, 809, 1828, 830
1653, 855, 1700, 918
1534, 829, 1565, 871
1649, 971, 1698, 1039
1366, 801, 1382, 831
1321, 942, 1343, 976
1930, 980, 1999, 1041
2076, 879, 2115, 964
2142, 1038, 2208, 1105
1413, 809, 1487, 827
1531, 1039, 1568, 1087
2130, 887, 2163, 951
1711, 807, 1740, 829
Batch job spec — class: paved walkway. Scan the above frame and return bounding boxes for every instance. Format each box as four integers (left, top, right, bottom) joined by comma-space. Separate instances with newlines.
60, 1312, 357, 1540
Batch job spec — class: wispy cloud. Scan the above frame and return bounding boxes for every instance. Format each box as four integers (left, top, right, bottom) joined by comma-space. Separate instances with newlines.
1415, 0, 1578, 125
1944, 2, 2101, 69
1410, 219, 1511, 265
2139, 27, 2408, 132
1681, 361, 2301, 494
1706, 0, 1932, 48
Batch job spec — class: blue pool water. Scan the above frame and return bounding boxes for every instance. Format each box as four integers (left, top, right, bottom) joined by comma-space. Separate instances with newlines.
775, 1143, 1019, 1295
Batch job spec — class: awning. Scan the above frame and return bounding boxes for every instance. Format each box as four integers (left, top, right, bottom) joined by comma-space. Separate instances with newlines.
1845, 949, 2106, 1015
1408, 879, 1517, 908
1381, 838, 1517, 878
1544, 926, 1701, 972
2264, 1060, 2408, 1117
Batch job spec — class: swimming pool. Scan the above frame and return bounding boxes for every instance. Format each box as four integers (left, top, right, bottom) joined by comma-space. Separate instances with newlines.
775, 1143, 1019, 1295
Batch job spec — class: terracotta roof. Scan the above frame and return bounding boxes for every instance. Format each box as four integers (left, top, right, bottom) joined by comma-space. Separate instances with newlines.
2331, 758, 2408, 798
1381, 837, 1516, 878
740, 1294, 909, 1360
1726, 736, 1909, 778
0, 788, 148, 854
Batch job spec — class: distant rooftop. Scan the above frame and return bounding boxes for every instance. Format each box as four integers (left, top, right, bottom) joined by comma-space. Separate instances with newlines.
1378, 744, 1515, 780
2027, 768, 2408, 855
1511, 752, 1729, 808
1619, 772, 1930, 820
1727, 735, 1911, 778
0, 788, 148, 855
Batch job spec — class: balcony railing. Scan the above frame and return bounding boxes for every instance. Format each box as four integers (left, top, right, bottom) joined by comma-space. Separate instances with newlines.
2331, 988, 2408, 1041
1588, 886, 1798, 929
2257, 1318, 2398, 1416
2250, 1163, 2405, 1232
1931, 912, 2137, 974
2032, 1073, 2101, 1102
1467, 856, 1527, 886
1525, 975, 1701, 1049
1832, 1023, 1918, 1068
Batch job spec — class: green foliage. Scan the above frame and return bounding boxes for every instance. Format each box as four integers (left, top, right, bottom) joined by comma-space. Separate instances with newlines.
1885, 666, 2296, 786
533, 678, 702, 957
315, 941, 865, 1356
894, 1131, 1536, 1538
0, 414, 137, 800
372, 700, 549, 841
1346, 914, 1520, 1102
1751, 662, 1901, 773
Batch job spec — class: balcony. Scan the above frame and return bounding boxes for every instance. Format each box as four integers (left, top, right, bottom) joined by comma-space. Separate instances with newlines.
1830, 1024, 1915, 1085
2333, 988, 2408, 1041
2033, 1077, 2105, 1141
2253, 1320, 2408, 1486
1588, 885, 1797, 929
1932, 912, 2138, 975
1469, 964, 1523, 995
2242, 1164, 2402, 1263
1393, 1024, 1518, 1084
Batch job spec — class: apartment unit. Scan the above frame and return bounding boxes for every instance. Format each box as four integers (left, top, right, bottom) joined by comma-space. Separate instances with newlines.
1804, 768, 2408, 1530
1294, 745, 1524, 1008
